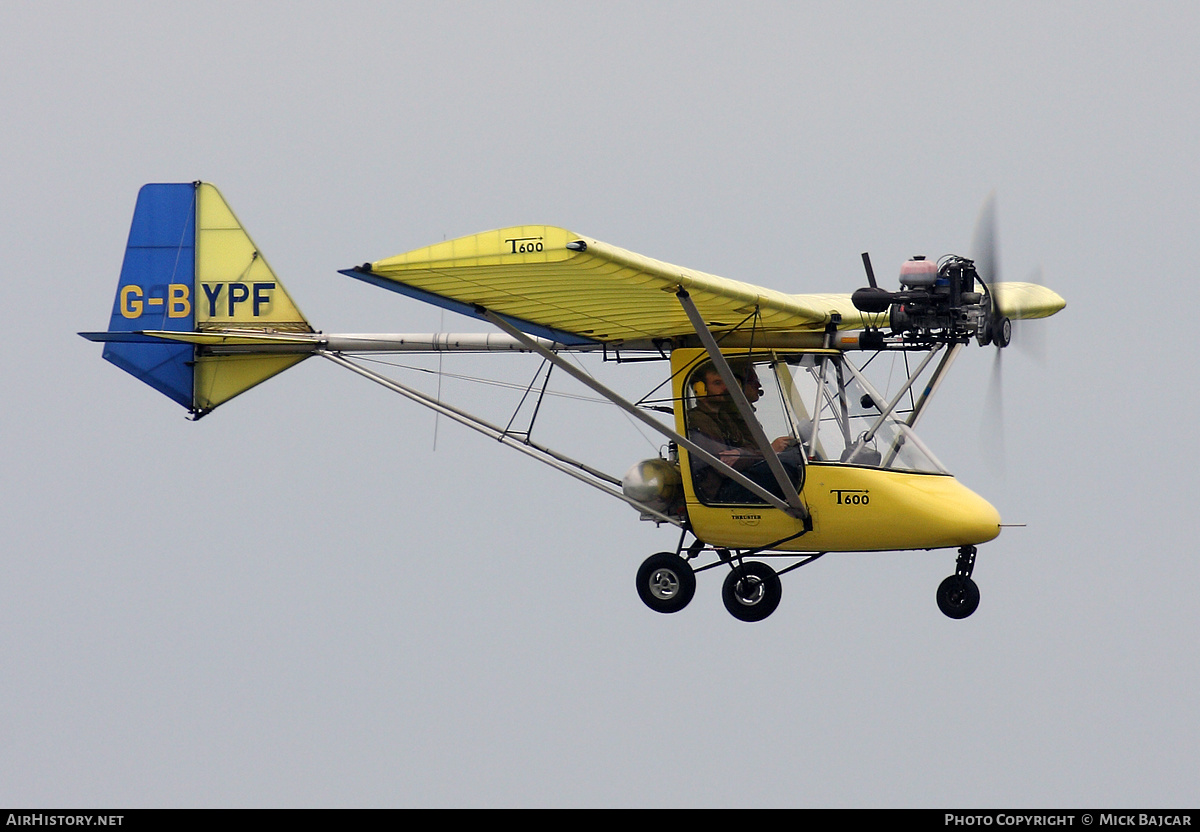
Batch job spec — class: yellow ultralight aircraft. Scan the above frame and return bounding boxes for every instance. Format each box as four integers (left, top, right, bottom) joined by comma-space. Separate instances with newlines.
82, 183, 1065, 622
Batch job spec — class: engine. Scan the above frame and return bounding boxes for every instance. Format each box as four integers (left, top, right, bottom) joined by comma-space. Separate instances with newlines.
852, 255, 993, 346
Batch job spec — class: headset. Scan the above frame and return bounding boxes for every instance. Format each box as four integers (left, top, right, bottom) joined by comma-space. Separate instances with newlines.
690, 360, 750, 399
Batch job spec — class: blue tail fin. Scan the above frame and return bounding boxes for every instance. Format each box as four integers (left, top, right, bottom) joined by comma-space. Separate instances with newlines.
101, 183, 199, 408
82, 183, 313, 418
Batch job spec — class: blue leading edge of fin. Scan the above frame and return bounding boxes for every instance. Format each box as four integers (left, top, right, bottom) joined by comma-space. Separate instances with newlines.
101, 183, 198, 409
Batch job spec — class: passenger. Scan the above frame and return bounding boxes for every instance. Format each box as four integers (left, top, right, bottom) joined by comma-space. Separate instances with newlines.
687, 361, 802, 504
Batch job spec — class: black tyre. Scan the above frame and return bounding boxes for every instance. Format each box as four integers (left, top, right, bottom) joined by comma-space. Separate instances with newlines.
937, 575, 980, 619
636, 552, 696, 614
993, 316, 1012, 348
721, 561, 782, 622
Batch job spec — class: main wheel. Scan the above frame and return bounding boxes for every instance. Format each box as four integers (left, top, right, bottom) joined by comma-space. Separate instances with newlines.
936, 575, 980, 619
636, 552, 696, 614
721, 561, 782, 622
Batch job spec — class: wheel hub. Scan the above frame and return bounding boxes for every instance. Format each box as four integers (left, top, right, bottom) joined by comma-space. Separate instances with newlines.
734, 576, 765, 605
649, 568, 680, 600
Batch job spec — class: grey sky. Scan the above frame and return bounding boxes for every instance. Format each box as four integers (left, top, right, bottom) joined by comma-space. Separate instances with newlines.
2, 1, 1197, 807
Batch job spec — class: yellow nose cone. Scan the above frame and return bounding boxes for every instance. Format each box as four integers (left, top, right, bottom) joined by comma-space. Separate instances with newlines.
906, 476, 1001, 547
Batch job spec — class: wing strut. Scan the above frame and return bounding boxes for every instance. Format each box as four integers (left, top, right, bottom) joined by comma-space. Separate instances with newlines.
477, 307, 801, 515
674, 289, 809, 522
904, 343, 964, 429
855, 345, 943, 444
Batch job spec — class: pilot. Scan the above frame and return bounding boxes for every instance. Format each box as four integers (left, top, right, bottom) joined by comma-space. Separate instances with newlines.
687, 360, 801, 503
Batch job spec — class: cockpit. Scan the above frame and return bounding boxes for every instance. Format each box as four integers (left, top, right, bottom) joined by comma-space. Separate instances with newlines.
682, 351, 948, 506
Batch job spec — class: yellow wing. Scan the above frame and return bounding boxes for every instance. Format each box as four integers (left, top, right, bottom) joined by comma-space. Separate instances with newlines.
346, 225, 1063, 343
348, 226, 850, 343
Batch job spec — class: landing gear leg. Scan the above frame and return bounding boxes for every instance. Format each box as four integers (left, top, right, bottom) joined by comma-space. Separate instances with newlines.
937, 545, 980, 619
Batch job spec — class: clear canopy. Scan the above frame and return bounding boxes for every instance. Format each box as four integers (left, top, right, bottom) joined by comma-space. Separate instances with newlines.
684, 353, 948, 476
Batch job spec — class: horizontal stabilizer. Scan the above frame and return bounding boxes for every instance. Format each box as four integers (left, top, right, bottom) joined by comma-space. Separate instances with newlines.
114, 330, 323, 347
81, 331, 192, 344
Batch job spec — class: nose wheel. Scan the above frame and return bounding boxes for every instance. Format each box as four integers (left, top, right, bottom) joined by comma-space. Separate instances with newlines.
937, 574, 980, 619
937, 545, 981, 619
